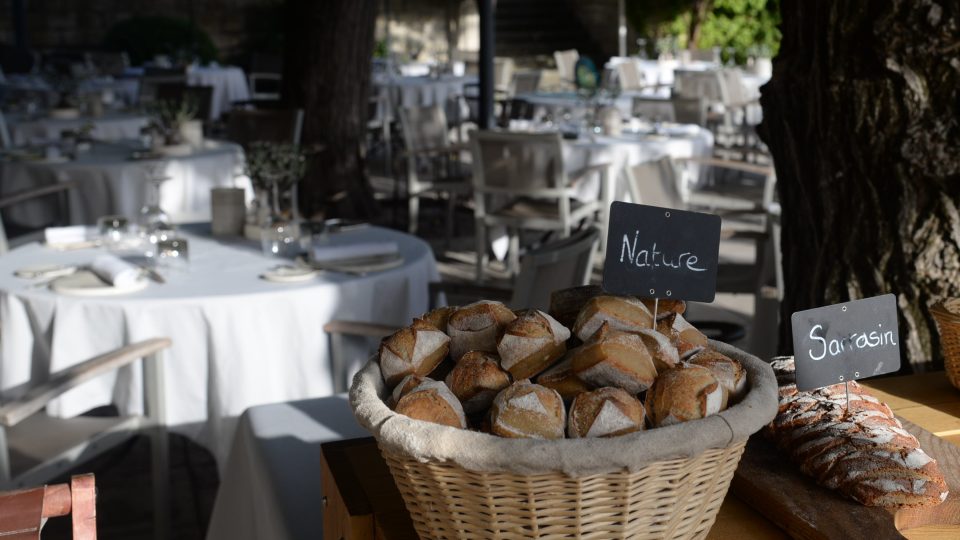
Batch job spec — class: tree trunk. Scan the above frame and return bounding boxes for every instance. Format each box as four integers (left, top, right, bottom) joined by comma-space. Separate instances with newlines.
759, 0, 960, 369
687, 0, 712, 50
283, 0, 379, 220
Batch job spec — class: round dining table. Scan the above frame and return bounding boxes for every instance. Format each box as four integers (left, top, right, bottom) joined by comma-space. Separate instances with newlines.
5, 110, 149, 146
0, 225, 438, 464
0, 139, 246, 228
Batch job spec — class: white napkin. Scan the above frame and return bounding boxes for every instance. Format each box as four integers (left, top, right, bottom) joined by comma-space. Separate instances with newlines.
91, 254, 141, 288
312, 241, 399, 263
45, 225, 93, 245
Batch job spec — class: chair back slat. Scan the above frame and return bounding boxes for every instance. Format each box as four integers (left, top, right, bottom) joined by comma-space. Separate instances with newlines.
397, 105, 449, 153
471, 131, 565, 192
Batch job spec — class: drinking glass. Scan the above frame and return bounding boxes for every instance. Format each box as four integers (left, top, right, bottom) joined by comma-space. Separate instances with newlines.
156, 237, 189, 271
140, 164, 171, 233
97, 215, 129, 248
261, 220, 300, 259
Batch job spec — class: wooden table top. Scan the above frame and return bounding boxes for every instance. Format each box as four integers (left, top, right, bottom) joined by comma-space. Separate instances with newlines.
707, 371, 960, 540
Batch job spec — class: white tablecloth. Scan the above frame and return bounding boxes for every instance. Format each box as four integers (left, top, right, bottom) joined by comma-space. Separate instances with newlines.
206, 395, 368, 540
0, 140, 245, 227
187, 65, 251, 120
5, 112, 149, 145
0, 226, 437, 464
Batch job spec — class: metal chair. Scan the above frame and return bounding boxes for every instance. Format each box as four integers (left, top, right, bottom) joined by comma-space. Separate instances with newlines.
470, 130, 606, 280
616, 61, 645, 92
0, 180, 79, 255
0, 474, 97, 539
322, 227, 600, 392
553, 49, 580, 88
224, 109, 305, 149
632, 96, 676, 122
671, 95, 709, 126
0, 339, 172, 540
248, 53, 283, 101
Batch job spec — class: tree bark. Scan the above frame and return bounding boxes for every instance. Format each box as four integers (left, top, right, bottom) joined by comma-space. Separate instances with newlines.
283, 0, 379, 220
759, 0, 960, 369
687, 0, 712, 50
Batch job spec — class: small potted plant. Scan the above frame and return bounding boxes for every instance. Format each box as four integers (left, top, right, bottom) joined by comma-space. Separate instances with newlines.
150, 98, 202, 154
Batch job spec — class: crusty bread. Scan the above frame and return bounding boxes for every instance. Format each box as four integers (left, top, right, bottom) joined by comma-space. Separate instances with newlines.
571, 327, 658, 394
379, 319, 451, 387
391, 374, 427, 406
688, 349, 747, 402
633, 328, 680, 372
418, 305, 457, 331
645, 364, 727, 427
497, 309, 571, 379
536, 354, 591, 401
673, 313, 708, 347
447, 301, 517, 359
394, 379, 467, 428
445, 351, 512, 413
640, 298, 686, 318
766, 362, 949, 508
573, 295, 654, 341
489, 381, 565, 439
568, 387, 646, 438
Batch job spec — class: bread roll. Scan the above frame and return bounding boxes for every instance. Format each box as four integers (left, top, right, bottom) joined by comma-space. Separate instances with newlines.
568, 387, 646, 438
688, 349, 747, 402
418, 306, 457, 331
444, 351, 511, 413
655, 312, 704, 359
640, 298, 686, 318
394, 379, 467, 428
549, 285, 604, 329
391, 374, 426, 406
673, 313, 708, 347
447, 301, 517, 359
571, 328, 658, 394
497, 309, 571, 379
645, 364, 727, 427
633, 328, 680, 372
573, 296, 654, 341
536, 354, 591, 401
379, 319, 451, 387
489, 381, 565, 439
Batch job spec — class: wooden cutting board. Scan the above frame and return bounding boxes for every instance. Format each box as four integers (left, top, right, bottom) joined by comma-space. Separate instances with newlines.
731, 418, 960, 539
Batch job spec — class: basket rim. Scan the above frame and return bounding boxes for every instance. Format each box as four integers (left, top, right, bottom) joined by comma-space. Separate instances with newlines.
349, 340, 779, 477
931, 301, 960, 323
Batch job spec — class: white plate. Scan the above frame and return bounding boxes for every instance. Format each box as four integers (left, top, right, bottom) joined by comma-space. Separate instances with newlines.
50, 270, 149, 296
14, 264, 78, 279
261, 265, 319, 283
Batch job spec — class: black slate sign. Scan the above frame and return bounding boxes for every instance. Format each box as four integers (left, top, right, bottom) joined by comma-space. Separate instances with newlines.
602, 202, 721, 302
790, 294, 901, 391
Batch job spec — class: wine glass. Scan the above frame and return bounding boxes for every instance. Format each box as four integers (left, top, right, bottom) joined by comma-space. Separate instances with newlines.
140, 163, 171, 232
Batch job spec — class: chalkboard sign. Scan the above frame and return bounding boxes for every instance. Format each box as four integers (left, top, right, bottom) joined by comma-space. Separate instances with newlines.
790, 294, 901, 391
602, 202, 721, 302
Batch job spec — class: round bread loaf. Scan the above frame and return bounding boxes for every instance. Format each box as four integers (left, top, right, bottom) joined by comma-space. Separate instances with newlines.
688, 349, 747, 402
391, 373, 427, 406
497, 309, 571, 379
489, 381, 565, 439
645, 364, 728, 427
394, 379, 467, 428
568, 387, 646, 438
572, 295, 654, 341
379, 319, 451, 387
536, 354, 591, 401
445, 351, 512, 413
418, 305, 457, 331
571, 326, 658, 394
640, 298, 686, 318
447, 301, 517, 359
633, 328, 680, 372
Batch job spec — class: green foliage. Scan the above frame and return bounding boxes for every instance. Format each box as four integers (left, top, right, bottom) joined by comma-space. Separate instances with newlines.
102, 16, 219, 66
625, 0, 781, 64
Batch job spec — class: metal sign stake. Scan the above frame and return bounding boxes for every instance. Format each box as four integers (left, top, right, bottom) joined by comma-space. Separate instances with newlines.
651, 297, 659, 328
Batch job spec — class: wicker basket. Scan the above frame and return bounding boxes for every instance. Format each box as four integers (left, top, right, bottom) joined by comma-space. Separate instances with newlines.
930, 301, 960, 390
351, 341, 777, 540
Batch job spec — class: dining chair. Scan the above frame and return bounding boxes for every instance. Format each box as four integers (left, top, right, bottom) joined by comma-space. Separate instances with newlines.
671, 95, 709, 126
396, 104, 471, 238
632, 96, 676, 122
86, 51, 129, 77
470, 130, 606, 280
0, 179, 80, 255
0, 338, 171, 540
510, 71, 541, 96
224, 109, 305, 149
494, 57, 516, 96
615, 61, 645, 92
553, 49, 580, 88
0, 474, 97, 539
322, 227, 600, 392
247, 53, 283, 101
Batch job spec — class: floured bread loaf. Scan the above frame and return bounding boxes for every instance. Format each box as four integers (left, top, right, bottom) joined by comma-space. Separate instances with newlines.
633, 328, 680, 372
391, 374, 426, 406
571, 325, 658, 394
489, 381, 565, 439
568, 387, 645, 438
688, 349, 747, 402
640, 298, 686, 319
767, 358, 949, 508
645, 364, 727, 427
419, 305, 457, 331
379, 319, 451, 387
655, 312, 706, 359
394, 379, 467, 428
536, 354, 590, 401
445, 351, 511, 413
573, 295, 653, 341
448, 301, 517, 359
497, 309, 570, 379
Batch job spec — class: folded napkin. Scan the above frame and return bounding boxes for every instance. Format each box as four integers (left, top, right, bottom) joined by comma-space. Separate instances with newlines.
91, 254, 141, 288
312, 241, 399, 264
45, 225, 94, 245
